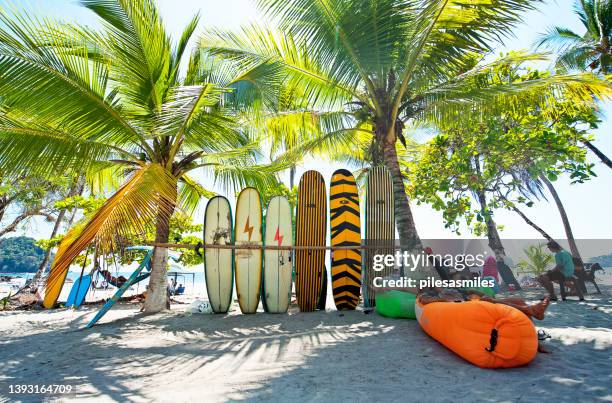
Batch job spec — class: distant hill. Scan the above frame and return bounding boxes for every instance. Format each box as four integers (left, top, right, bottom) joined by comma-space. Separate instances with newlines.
588, 253, 612, 267
0, 236, 47, 273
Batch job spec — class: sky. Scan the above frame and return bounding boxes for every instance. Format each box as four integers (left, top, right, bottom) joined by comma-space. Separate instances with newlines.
1, 0, 611, 243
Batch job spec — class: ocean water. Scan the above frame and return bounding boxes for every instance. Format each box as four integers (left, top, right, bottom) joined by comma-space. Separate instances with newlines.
0, 269, 207, 301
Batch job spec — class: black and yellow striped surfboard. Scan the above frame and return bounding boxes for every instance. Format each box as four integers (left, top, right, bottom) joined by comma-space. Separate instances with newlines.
330, 169, 361, 310
364, 166, 395, 308
295, 170, 327, 312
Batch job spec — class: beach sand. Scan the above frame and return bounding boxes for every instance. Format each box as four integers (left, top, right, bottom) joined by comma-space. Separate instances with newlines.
1, 286, 611, 402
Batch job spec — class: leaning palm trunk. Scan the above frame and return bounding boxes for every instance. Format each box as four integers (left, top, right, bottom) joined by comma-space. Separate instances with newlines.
144, 210, 173, 312
541, 176, 584, 269
582, 140, 612, 169
506, 202, 555, 243
289, 165, 296, 189
31, 180, 84, 289
30, 211, 65, 287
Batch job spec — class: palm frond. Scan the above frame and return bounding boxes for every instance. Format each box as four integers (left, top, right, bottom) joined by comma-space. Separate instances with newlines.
169, 12, 200, 85
43, 163, 176, 308
81, 0, 172, 113
0, 113, 132, 177
178, 174, 214, 215
0, 9, 145, 148
201, 24, 361, 109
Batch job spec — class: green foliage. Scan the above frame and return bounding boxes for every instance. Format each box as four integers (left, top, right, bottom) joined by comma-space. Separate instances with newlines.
259, 181, 297, 210
177, 235, 204, 266
517, 244, 554, 276
408, 60, 601, 234
54, 195, 105, 215
0, 236, 48, 273
0, 173, 73, 235
115, 212, 204, 267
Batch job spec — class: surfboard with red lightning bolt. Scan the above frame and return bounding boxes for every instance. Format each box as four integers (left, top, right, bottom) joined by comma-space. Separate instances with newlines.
263, 196, 293, 313
295, 170, 327, 312
234, 187, 263, 314
330, 169, 362, 310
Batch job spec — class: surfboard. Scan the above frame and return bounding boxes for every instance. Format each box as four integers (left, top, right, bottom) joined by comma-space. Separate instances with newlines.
86, 251, 153, 328
330, 169, 361, 310
65, 274, 92, 308
364, 166, 395, 308
234, 187, 263, 314
295, 170, 327, 312
204, 196, 234, 314
263, 196, 293, 313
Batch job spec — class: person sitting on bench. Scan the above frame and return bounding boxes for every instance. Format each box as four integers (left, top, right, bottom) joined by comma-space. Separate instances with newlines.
537, 241, 584, 301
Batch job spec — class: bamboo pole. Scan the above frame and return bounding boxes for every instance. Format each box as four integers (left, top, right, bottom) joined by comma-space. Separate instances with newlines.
150, 242, 399, 251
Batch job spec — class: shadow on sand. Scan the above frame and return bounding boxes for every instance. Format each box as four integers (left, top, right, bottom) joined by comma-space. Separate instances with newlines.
0, 288, 610, 402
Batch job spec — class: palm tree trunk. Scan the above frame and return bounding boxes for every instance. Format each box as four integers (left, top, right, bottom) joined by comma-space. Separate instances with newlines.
381, 140, 421, 252
143, 210, 172, 312
289, 165, 296, 189
31, 180, 85, 288
379, 137, 439, 282
507, 203, 554, 242
30, 210, 66, 285
582, 140, 612, 169
541, 176, 584, 269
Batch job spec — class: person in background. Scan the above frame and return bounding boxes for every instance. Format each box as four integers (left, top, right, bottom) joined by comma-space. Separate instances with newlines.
424, 247, 451, 280
482, 256, 500, 283
538, 241, 584, 301
417, 287, 551, 320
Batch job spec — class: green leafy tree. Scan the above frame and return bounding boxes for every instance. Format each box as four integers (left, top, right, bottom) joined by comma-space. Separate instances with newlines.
0, 1, 279, 311
409, 62, 600, 284
0, 237, 47, 273
0, 174, 71, 237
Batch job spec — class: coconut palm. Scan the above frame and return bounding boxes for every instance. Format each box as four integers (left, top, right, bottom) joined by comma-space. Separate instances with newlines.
0, 1, 277, 312
537, 0, 611, 74
516, 243, 553, 277
202, 0, 611, 258
537, 0, 612, 169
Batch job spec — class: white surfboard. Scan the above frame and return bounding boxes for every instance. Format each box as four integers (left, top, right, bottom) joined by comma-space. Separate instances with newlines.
264, 196, 293, 313
234, 187, 263, 314
204, 196, 234, 313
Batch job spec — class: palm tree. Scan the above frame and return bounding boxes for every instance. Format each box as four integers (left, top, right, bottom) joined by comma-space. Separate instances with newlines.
537, 0, 612, 169
516, 243, 553, 277
0, 1, 277, 312
202, 0, 611, 258
538, 0, 611, 74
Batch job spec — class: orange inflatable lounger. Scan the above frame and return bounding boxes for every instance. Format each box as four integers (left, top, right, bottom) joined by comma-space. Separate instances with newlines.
415, 299, 538, 368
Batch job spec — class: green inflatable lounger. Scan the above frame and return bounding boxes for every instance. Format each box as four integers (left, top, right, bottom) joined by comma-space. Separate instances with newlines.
376, 290, 416, 319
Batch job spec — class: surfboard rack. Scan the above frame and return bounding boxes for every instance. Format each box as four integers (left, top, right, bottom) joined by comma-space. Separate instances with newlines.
150, 242, 401, 251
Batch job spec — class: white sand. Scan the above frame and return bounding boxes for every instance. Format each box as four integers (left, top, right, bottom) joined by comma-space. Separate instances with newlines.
1, 286, 611, 402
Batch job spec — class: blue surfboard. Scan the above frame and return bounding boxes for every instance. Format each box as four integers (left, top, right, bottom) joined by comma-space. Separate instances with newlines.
66, 274, 92, 308
86, 250, 153, 328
